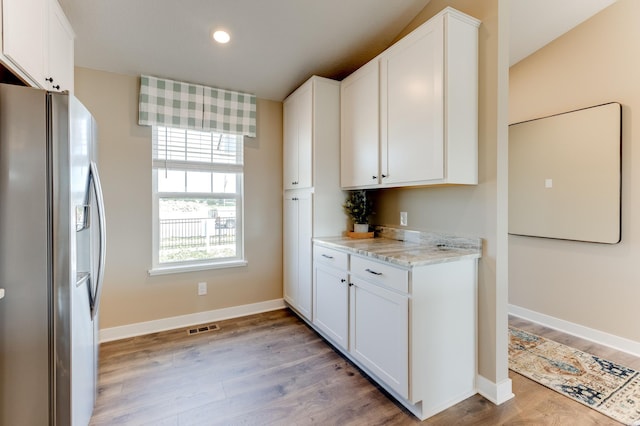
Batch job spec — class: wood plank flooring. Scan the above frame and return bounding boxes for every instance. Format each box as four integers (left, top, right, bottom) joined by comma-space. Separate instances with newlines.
90, 309, 639, 425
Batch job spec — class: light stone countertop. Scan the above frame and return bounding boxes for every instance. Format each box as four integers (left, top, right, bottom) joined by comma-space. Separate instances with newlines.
313, 226, 482, 268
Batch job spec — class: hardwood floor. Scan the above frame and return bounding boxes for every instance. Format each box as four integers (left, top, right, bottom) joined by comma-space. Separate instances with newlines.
90, 309, 638, 425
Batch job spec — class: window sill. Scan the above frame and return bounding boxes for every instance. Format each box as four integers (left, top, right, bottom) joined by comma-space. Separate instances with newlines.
148, 259, 248, 276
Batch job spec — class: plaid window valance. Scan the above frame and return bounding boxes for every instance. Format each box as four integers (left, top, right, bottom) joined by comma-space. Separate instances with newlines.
138, 75, 257, 137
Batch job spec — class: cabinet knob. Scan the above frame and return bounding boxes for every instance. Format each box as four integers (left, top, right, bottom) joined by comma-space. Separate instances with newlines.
348, 282, 354, 287
381, 174, 387, 178
46, 77, 54, 83
340, 278, 346, 283
53, 85, 60, 90
372, 176, 377, 180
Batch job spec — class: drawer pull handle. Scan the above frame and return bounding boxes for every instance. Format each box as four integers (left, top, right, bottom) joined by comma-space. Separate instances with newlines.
340, 279, 346, 283
321, 254, 334, 259
365, 268, 382, 276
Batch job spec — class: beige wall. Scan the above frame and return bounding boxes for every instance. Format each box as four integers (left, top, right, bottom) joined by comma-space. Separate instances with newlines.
509, 0, 640, 342
74, 68, 283, 329
374, 0, 510, 386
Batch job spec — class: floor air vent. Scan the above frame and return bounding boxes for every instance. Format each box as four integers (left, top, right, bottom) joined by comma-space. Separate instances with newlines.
187, 324, 220, 336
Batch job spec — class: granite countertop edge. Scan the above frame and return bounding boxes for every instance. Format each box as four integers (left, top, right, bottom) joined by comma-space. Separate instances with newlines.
313, 226, 482, 268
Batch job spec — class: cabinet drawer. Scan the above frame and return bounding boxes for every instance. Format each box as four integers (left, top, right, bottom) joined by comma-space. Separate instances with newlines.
314, 245, 348, 270
350, 256, 408, 293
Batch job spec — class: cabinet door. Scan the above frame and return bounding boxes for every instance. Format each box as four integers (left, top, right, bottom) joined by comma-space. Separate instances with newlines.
381, 17, 444, 185
283, 97, 299, 190
283, 83, 312, 190
340, 60, 380, 188
283, 192, 312, 320
283, 195, 299, 307
2, 0, 46, 86
313, 263, 348, 350
47, 0, 74, 93
296, 192, 312, 319
350, 276, 408, 398
296, 84, 313, 189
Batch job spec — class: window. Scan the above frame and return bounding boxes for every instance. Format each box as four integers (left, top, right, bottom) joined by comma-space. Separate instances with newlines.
150, 126, 245, 273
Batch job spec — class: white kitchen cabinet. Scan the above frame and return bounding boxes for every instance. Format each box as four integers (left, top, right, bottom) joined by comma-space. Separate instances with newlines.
283, 81, 312, 189
311, 240, 478, 420
283, 76, 343, 191
283, 76, 345, 321
313, 246, 349, 350
0, 0, 75, 92
46, 0, 75, 93
313, 246, 410, 396
350, 274, 409, 398
1, 0, 46, 86
341, 7, 480, 189
340, 60, 380, 188
283, 191, 313, 319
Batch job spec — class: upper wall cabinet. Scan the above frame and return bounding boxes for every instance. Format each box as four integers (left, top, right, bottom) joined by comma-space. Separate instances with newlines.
46, 0, 75, 93
284, 81, 313, 189
283, 76, 342, 191
2, 0, 46, 85
1, 0, 75, 93
340, 60, 380, 188
341, 7, 480, 189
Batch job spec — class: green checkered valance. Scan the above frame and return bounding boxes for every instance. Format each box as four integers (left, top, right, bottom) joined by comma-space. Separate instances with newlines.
138, 75, 257, 137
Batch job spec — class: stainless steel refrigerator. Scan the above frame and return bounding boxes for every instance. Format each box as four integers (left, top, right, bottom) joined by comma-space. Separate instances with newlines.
0, 83, 106, 425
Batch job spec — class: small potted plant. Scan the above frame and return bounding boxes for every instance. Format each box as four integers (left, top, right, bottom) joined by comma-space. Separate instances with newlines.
343, 190, 372, 233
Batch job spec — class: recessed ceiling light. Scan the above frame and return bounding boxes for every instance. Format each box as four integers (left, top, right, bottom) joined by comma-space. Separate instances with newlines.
213, 30, 230, 44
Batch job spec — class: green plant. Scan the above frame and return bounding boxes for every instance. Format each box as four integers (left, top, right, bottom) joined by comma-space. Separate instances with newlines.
343, 190, 372, 224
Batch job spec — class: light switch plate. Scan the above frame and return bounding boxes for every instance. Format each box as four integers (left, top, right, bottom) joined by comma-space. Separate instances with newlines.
198, 282, 207, 296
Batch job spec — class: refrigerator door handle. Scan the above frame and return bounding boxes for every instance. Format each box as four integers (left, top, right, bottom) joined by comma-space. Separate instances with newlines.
89, 161, 106, 320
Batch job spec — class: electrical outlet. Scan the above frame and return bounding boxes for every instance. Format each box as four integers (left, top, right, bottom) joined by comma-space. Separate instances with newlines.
400, 211, 408, 226
198, 282, 207, 296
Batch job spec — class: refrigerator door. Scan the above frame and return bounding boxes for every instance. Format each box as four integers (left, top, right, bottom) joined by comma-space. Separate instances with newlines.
0, 85, 52, 425
68, 94, 99, 426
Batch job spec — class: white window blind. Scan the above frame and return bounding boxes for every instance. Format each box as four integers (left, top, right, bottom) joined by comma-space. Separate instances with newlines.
153, 126, 243, 172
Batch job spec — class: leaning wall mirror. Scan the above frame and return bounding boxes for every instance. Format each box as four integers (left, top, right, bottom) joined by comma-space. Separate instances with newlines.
509, 102, 622, 244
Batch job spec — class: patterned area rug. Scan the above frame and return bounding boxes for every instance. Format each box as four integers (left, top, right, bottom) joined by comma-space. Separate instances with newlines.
509, 327, 640, 425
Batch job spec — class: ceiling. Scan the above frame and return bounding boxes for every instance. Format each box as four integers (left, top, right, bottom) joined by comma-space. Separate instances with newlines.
510, 0, 617, 66
59, 0, 617, 101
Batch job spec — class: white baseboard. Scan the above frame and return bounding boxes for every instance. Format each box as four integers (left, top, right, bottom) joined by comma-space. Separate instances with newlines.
476, 375, 514, 405
99, 299, 286, 343
509, 304, 640, 358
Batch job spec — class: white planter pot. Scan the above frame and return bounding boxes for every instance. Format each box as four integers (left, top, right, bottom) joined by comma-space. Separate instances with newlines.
354, 223, 369, 233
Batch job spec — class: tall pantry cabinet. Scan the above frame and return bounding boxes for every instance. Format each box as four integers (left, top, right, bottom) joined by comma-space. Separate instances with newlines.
283, 76, 344, 321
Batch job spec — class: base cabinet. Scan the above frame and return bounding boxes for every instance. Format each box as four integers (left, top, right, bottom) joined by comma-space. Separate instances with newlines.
311, 243, 477, 421
283, 192, 312, 320
313, 265, 348, 350
350, 276, 408, 398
